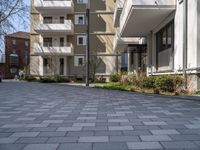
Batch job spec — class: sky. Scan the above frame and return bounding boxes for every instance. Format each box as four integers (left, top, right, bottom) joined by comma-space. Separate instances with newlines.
14, 0, 30, 32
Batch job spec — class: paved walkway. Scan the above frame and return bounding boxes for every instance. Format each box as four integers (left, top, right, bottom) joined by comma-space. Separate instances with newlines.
0, 82, 200, 150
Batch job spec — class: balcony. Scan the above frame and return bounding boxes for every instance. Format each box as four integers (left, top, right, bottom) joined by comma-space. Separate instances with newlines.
34, 20, 74, 34
34, 0, 74, 14
120, 0, 176, 37
113, 0, 124, 27
114, 28, 146, 52
33, 43, 74, 56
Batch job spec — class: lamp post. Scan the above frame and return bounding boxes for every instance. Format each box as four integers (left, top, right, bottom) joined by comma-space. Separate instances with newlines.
85, 0, 90, 86
183, 0, 188, 89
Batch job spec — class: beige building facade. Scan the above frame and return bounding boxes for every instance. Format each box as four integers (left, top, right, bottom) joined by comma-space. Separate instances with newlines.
30, 0, 118, 79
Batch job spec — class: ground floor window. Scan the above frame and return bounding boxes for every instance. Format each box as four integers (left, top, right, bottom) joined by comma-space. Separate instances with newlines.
74, 56, 84, 67
156, 20, 174, 71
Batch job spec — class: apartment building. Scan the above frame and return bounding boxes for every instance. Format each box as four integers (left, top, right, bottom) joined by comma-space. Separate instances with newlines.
4, 32, 30, 79
114, 0, 200, 90
30, 0, 118, 80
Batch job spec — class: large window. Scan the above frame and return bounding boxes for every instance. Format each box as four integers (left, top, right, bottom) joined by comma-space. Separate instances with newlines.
43, 17, 53, 24
156, 21, 174, 52
43, 37, 52, 47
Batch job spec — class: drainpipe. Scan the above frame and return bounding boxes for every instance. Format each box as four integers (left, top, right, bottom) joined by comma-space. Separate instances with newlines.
183, 0, 188, 89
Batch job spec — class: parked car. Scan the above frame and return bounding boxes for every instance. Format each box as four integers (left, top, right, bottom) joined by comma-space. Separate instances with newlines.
0, 71, 2, 82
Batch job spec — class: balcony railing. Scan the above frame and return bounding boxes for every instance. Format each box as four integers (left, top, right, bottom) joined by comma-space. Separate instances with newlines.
34, 43, 74, 55
34, 0, 74, 13
34, 20, 74, 34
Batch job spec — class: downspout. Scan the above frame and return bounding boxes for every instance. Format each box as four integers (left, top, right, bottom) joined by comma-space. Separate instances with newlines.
183, 0, 188, 89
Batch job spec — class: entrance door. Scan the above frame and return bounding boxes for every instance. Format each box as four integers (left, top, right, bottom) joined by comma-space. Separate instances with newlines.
60, 58, 64, 75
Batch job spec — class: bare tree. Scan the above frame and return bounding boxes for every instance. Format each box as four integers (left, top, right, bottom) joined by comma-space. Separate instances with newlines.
0, 0, 29, 52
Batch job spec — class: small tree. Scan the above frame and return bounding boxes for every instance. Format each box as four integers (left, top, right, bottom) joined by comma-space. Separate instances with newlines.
90, 55, 102, 82
0, 0, 29, 51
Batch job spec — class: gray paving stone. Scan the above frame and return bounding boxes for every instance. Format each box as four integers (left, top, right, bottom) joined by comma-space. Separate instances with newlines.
150, 129, 180, 135
57, 143, 92, 150
16, 137, 48, 144
47, 137, 78, 143
93, 143, 128, 150
127, 142, 163, 149
57, 127, 82, 131
0, 138, 18, 144
143, 121, 167, 125
110, 136, 140, 142
38, 131, 66, 137
0, 132, 13, 137
23, 144, 59, 150
11, 132, 40, 137
73, 123, 95, 127
140, 135, 172, 141
95, 131, 122, 136
108, 126, 133, 131
67, 131, 94, 136
0, 144, 26, 150
79, 136, 109, 142
161, 141, 199, 149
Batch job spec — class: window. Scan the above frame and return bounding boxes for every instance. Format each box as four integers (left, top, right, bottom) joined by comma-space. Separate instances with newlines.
60, 16, 64, 24
12, 49, 17, 54
156, 21, 174, 52
77, 35, 86, 45
25, 41, 29, 47
75, 15, 85, 25
43, 17, 53, 24
77, 0, 88, 4
43, 37, 52, 47
10, 54, 18, 65
74, 56, 84, 66
12, 39, 16, 45
60, 37, 64, 47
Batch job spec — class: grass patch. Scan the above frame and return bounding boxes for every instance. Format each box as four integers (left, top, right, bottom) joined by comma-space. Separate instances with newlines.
95, 82, 182, 96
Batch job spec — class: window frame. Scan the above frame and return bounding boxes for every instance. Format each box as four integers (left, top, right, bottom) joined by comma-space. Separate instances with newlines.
156, 20, 174, 52
77, 35, 86, 46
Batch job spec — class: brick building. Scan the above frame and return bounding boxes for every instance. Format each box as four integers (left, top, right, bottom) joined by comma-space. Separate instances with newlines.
0, 54, 5, 78
5, 32, 30, 79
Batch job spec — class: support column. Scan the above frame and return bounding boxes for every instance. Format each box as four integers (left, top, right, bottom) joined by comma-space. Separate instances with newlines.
127, 50, 132, 73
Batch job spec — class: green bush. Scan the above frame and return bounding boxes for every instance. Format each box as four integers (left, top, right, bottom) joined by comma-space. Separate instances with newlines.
155, 75, 174, 92
40, 76, 70, 83
25, 76, 38, 82
40, 76, 56, 83
141, 76, 156, 88
121, 73, 137, 85
109, 73, 121, 82
196, 91, 200, 95
173, 75, 184, 89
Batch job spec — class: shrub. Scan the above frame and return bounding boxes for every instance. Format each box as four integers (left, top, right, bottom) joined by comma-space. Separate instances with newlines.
195, 90, 200, 95
25, 76, 38, 82
153, 88, 160, 94
173, 75, 184, 89
155, 75, 174, 92
40, 76, 56, 83
54, 75, 70, 83
121, 73, 137, 85
39, 76, 70, 83
110, 73, 121, 82
141, 76, 156, 88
